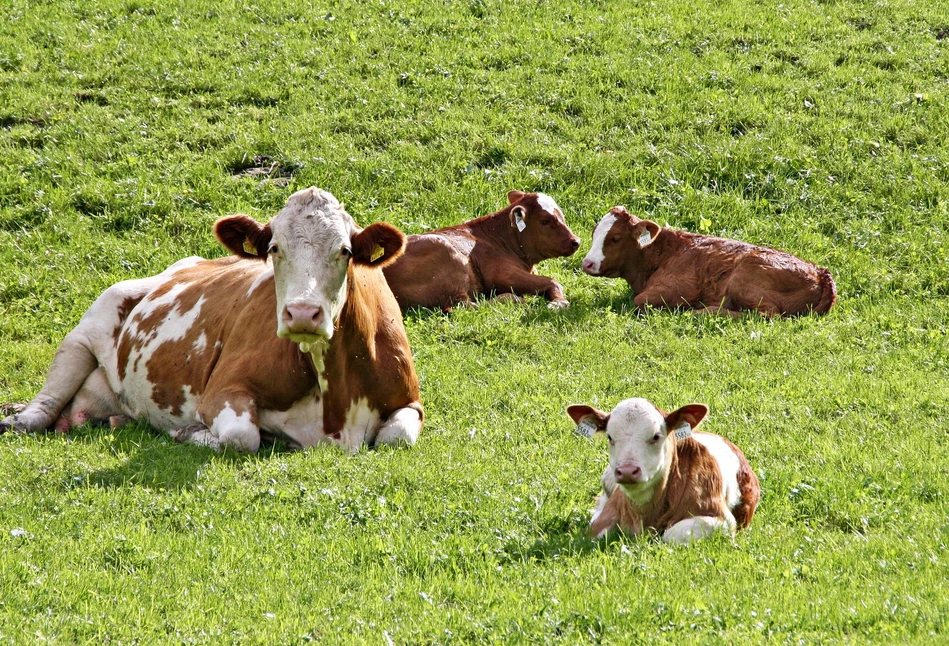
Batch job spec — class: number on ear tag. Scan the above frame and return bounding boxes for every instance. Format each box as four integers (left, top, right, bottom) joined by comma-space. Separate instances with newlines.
638, 230, 652, 246
575, 420, 597, 439
370, 244, 385, 262
515, 213, 527, 232
243, 239, 258, 256
673, 422, 692, 441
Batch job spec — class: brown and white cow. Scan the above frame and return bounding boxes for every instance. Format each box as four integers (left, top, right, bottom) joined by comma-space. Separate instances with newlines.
581, 207, 836, 317
567, 398, 760, 544
1, 188, 423, 453
383, 191, 581, 311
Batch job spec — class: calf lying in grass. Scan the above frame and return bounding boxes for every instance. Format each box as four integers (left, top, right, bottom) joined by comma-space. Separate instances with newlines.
383, 191, 580, 311
581, 206, 836, 317
568, 398, 760, 544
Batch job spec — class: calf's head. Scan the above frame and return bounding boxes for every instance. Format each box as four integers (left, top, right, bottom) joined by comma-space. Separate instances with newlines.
567, 398, 708, 490
581, 207, 661, 277
507, 191, 580, 262
215, 187, 405, 344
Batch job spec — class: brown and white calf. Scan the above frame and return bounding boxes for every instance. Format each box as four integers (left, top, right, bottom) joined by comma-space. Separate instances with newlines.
581, 207, 836, 317
383, 191, 581, 311
567, 398, 760, 544
1, 188, 423, 453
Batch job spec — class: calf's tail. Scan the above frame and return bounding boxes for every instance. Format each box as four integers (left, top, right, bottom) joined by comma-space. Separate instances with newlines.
814, 268, 837, 315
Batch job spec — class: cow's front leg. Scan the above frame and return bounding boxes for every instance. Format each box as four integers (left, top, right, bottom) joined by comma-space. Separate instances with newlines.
169, 423, 219, 450
488, 270, 569, 309
373, 405, 423, 448
185, 393, 262, 453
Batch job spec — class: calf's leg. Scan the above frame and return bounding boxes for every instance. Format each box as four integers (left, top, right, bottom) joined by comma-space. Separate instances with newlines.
373, 405, 423, 448
486, 269, 569, 309
662, 516, 733, 544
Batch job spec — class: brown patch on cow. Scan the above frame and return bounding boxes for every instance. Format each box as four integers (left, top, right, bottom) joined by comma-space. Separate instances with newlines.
383, 191, 579, 310
112, 296, 143, 344
590, 207, 835, 317
322, 262, 421, 434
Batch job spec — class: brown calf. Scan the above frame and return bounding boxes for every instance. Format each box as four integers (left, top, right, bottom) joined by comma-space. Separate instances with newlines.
582, 207, 836, 317
568, 397, 760, 544
383, 191, 580, 311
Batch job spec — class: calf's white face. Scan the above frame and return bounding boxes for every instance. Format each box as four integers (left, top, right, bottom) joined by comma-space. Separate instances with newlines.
215, 187, 406, 346
567, 398, 709, 492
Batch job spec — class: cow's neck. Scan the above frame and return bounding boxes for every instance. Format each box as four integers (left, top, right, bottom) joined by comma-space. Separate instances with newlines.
468, 207, 533, 269
622, 229, 685, 293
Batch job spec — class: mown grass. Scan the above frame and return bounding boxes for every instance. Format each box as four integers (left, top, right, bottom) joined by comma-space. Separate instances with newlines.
1, 0, 948, 642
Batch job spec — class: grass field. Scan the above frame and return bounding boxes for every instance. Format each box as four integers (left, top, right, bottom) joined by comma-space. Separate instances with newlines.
2, 0, 948, 642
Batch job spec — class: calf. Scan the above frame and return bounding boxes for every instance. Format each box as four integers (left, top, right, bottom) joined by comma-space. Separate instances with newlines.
383, 191, 580, 311
581, 207, 836, 317
1, 187, 423, 453
568, 398, 760, 544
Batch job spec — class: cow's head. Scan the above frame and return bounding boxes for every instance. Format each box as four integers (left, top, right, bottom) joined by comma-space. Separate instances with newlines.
507, 191, 580, 263
215, 187, 405, 344
567, 398, 708, 492
581, 207, 661, 277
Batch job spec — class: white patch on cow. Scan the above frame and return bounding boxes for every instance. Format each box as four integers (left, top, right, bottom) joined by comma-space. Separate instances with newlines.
210, 401, 260, 453
536, 193, 564, 220
258, 392, 324, 449
245, 267, 274, 298
121, 291, 208, 427
693, 432, 741, 511
335, 397, 380, 453
663, 516, 731, 544
192, 332, 207, 353
374, 406, 422, 447
584, 212, 617, 274
590, 491, 610, 534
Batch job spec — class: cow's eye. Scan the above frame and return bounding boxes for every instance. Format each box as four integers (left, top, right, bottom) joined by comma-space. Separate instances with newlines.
652, 432, 661, 442
340, 246, 352, 259
609, 235, 622, 244
268, 244, 279, 255
606, 434, 613, 443
541, 218, 551, 227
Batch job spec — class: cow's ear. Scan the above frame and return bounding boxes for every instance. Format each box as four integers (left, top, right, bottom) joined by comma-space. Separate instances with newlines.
633, 220, 661, 247
507, 190, 527, 205
567, 404, 610, 435
215, 215, 272, 260
351, 222, 406, 267
664, 404, 709, 437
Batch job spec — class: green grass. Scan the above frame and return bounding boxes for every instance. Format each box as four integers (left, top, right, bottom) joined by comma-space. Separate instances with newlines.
2, 0, 949, 642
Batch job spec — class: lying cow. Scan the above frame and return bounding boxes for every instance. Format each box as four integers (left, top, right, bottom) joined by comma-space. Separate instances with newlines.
1, 187, 423, 453
383, 191, 581, 311
581, 207, 836, 317
568, 398, 760, 543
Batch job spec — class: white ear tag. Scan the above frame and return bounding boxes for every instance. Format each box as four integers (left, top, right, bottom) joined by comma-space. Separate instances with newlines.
515, 212, 526, 232
575, 420, 597, 439
638, 229, 652, 246
673, 422, 692, 441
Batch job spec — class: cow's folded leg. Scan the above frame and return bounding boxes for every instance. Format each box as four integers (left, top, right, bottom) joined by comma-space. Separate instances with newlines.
373, 405, 422, 448
169, 423, 220, 451
195, 395, 262, 453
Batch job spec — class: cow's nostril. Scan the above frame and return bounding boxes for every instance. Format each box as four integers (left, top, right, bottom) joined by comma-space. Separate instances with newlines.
285, 304, 323, 331
570, 239, 580, 249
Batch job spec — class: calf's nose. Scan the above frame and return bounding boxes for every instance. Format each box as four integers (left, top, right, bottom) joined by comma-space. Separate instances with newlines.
282, 304, 324, 333
582, 259, 597, 274
615, 465, 642, 483
569, 238, 581, 251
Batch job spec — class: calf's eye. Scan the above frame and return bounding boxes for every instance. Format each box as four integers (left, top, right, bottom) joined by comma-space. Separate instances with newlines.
268, 244, 279, 255
340, 246, 352, 258
652, 432, 661, 442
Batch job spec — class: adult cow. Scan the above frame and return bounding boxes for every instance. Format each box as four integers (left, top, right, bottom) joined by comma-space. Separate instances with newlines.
383, 191, 581, 311
1, 188, 423, 453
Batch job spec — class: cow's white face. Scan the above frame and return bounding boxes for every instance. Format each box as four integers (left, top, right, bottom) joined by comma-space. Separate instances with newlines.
215, 187, 406, 346
266, 189, 356, 342
567, 398, 709, 496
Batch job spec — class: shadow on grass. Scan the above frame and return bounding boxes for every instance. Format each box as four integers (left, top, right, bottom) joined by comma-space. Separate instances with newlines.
497, 515, 657, 564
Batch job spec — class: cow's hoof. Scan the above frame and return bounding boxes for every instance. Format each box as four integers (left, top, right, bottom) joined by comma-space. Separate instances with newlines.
109, 415, 133, 429
0, 419, 10, 435
169, 423, 208, 443
547, 299, 570, 310
0, 402, 26, 417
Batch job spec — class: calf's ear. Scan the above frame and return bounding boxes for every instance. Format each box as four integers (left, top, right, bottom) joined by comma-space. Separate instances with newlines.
566, 404, 610, 431
633, 220, 661, 248
215, 215, 273, 260
352, 222, 406, 267
507, 190, 527, 204
664, 404, 709, 433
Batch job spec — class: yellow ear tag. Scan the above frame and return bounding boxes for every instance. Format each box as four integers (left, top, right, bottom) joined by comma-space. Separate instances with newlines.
242, 239, 257, 256
370, 244, 385, 262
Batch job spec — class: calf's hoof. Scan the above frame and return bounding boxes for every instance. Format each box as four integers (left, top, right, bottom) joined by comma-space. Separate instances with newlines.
0, 402, 26, 417
547, 299, 570, 310
169, 423, 209, 444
